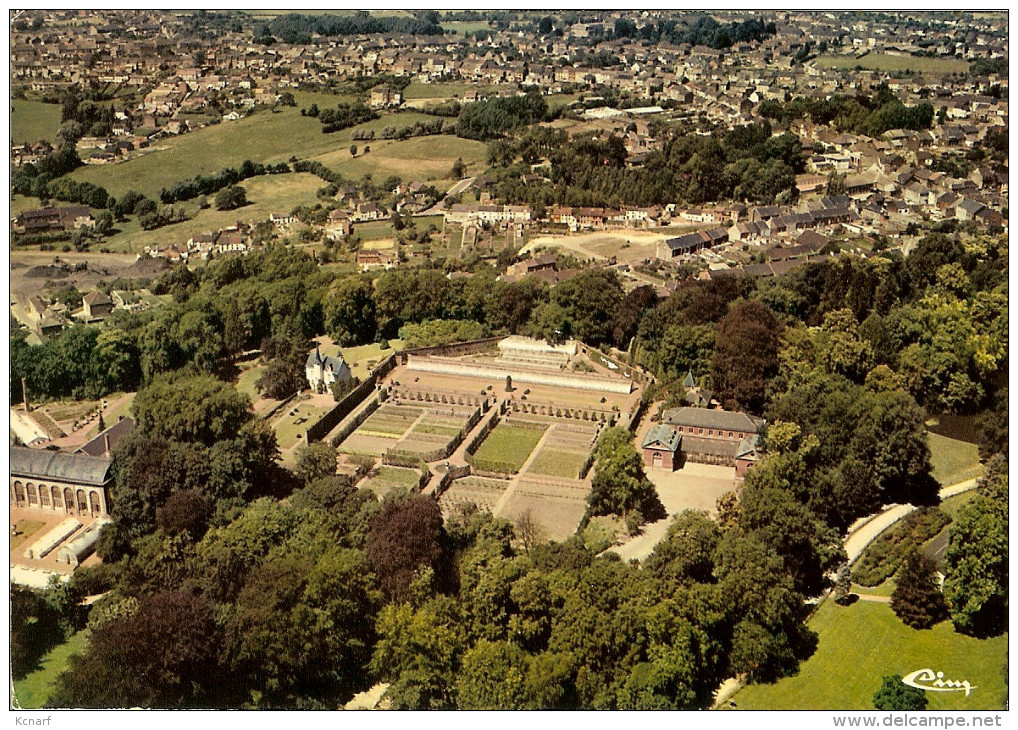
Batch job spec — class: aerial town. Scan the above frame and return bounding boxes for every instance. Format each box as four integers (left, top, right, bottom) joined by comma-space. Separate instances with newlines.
8, 9, 1008, 717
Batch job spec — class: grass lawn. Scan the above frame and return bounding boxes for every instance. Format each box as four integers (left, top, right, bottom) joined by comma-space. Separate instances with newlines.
852, 579, 895, 597
84, 392, 136, 439
939, 489, 980, 520
12, 519, 47, 552
12, 630, 89, 709
473, 424, 547, 472
440, 20, 494, 36
527, 447, 588, 479
730, 600, 1007, 711
12, 99, 63, 145
235, 364, 266, 402
334, 339, 404, 379
815, 53, 970, 75
928, 432, 984, 486
354, 219, 397, 241
361, 465, 422, 499
101, 173, 324, 253
274, 401, 328, 450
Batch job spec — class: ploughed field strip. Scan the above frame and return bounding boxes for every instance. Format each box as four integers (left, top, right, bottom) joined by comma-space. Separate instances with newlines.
337, 402, 478, 460
439, 476, 510, 517
500, 477, 590, 542
525, 421, 599, 479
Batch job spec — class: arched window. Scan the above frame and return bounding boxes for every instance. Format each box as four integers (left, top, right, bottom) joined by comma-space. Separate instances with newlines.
76, 489, 87, 514
64, 488, 75, 515
40, 483, 51, 507
27, 483, 39, 506
13, 481, 26, 508
52, 485, 62, 510
89, 491, 101, 517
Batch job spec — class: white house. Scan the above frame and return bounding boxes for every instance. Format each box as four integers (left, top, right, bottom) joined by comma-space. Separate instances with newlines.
305, 345, 351, 393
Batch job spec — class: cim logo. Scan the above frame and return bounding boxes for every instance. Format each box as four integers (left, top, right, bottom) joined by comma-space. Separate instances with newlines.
902, 668, 977, 697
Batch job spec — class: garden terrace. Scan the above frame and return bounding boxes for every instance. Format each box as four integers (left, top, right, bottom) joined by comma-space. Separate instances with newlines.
500, 475, 591, 542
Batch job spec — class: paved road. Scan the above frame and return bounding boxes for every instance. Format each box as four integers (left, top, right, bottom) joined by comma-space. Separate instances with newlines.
419, 176, 476, 216
843, 477, 980, 564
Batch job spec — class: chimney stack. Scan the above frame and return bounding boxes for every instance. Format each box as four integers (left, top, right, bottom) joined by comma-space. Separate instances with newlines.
103, 433, 111, 455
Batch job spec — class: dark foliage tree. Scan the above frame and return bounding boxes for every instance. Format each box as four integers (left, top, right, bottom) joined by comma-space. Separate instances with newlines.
214, 185, 248, 211
366, 495, 448, 603
155, 489, 210, 540
891, 550, 948, 629
873, 675, 928, 711
50, 590, 231, 708
587, 428, 666, 524
942, 460, 1008, 637
11, 586, 63, 679
294, 442, 337, 485
710, 299, 782, 413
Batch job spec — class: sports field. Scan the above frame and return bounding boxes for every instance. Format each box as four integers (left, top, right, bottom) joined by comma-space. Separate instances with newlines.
730, 599, 1007, 711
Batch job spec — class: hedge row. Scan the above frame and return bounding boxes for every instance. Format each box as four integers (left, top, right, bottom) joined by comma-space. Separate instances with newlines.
853, 507, 952, 586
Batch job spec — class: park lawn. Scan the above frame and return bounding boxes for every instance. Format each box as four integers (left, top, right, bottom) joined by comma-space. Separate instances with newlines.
815, 53, 969, 75
852, 579, 896, 597
11, 195, 46, 216
11, 519, 47, 552
527, 448, 588, 479
927, 432, 984, 486
939, 489, 979, 520
12, 99, 63, 145
12, 630, 90, 709
473, 424, 547, 472
101, 173, 324, 253
731, 600, 1007, 711
274, 401, 328, 450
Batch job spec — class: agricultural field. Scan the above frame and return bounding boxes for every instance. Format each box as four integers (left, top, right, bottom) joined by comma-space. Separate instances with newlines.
815, 52, 970, 75
391, 407, 476, 459
313, 133, 487, 182
338, 403, 422, 457
500, 476, 591, 542
927, 432, 984, 486
12, 630, 90, 709
730, 599, 1007, 711
439, 475, 510, 518
360, 465, 423, 500
472, 422, 547, 473
12, 99, 63, 145
100, 172, 324, 253
525, 422, 598, 479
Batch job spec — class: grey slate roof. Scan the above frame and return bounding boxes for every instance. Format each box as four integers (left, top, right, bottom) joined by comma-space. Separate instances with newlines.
662, 407, 764, 433
77, 417, 136, 458
10, 446, 113, 486
641, 425, 681, 452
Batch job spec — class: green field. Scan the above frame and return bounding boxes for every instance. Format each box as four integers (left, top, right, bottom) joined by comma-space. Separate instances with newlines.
359, 406, 422, 438
327, 339, 404, 379
101, 173, 324, 253
928, 432, 984, 486
441, 20, 494, 36
314, 133, 487, 182
730, 600, 1007, 711
815, 53, 970, 75
12, 630, 89, 709
12, 99, 63, 145
473, 424, 547, 472
528, 447, 588, 479
11, 519, 46, 552
361, 465, 422, 499
273, 401, 328, 450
